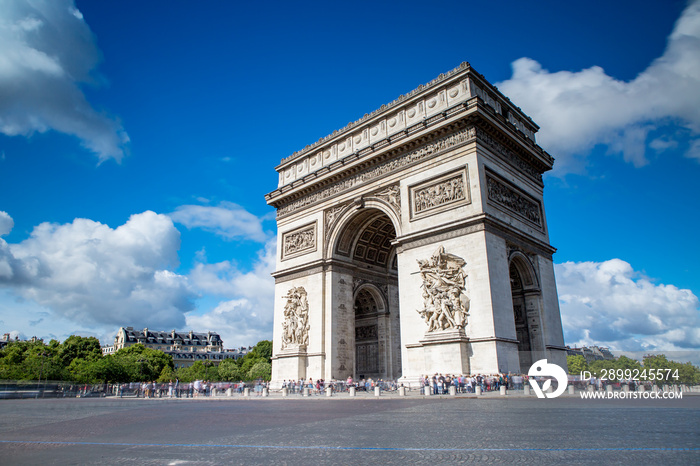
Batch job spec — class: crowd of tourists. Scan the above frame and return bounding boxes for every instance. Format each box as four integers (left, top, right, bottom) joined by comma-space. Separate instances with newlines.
280, 377, 400, 394
419, 373, 527, 394
117, 379, 270, 398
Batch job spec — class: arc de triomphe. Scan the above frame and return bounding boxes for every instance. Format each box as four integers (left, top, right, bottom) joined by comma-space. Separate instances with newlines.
265, 62, 566, 386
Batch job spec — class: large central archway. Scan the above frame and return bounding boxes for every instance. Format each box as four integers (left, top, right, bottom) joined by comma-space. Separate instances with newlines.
332, 207, 402, 381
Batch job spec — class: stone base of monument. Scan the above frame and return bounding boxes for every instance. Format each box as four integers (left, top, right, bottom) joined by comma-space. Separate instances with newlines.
406, 329, 470, 376
272, 345, 308, 384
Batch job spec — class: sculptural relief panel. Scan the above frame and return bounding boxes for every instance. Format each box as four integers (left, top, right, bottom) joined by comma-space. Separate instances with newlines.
281, 222, 317, 260
281, 286, 310, 350
485, 172, 542, 227
416, 246, 470, 333
409, 168, 470, 220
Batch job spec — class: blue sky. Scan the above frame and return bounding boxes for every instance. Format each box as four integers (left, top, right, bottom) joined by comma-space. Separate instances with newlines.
0, 0, 698, 357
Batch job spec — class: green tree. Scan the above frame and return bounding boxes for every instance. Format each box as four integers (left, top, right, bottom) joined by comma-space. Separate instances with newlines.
251, 340, 272, 362
567, 355, 588, 375
174, 361, 219, 383
218, 358, 243, 381
247, 361, 271, 381
587, 359, 616, 378
113, 344, 173, 381
158, 365, 176, 383
615, 355, 642, 371
58, 336, 102, 367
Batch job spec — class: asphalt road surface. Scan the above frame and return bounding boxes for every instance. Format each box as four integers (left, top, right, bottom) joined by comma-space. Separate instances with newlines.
0, 395, 698, 464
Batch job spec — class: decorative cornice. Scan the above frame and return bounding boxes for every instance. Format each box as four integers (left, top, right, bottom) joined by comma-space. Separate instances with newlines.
271, 63, 548, 194
280, 62, 474, 165
273, 125, 476, 218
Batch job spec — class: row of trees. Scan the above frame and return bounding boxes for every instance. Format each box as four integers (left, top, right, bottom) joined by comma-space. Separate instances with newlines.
0, 336, 272, 384
567, 354, 700, 385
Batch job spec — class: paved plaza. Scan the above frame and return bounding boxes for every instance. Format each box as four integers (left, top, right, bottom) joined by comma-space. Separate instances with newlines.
0, 393, 698, 464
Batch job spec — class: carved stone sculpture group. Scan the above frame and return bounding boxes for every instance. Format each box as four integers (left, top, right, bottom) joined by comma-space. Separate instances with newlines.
416, 246, 470, 332
281, 286, 310, 349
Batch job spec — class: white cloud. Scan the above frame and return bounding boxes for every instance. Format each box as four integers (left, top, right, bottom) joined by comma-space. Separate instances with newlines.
170, 201, 270, 242
0, 211, 13, 236
555, 259, 700, 351
187, 238, 276, 347
497, 0, 700, 173
0, 0, 128, 162
0, 211, 195, 334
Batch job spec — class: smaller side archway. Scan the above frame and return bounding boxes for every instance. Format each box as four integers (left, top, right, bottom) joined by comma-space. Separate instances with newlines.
508, 251, 544, 373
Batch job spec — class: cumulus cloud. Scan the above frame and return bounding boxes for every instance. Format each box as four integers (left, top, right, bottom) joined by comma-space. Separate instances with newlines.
555, 259, 700, 351
0, 211, 13, 236
170, 201, 270, 242
0, 0, 128, 162
497, 0, 700, 173
187, 238, 276, 347
0, 211, 195, 331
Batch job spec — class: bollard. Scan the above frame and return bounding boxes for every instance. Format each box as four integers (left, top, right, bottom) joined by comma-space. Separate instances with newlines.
262, 387, 269, 397
212, 388, 218, 397
282, 387, 288, 397
399, 386, 406, 397
605, 385, 612, 393
638, 384, 645, 393
524, 384, 531, 396
500, 385, 507, 396
374, 386, 381, 397
349, 386, 356, 397
226, 388, 233, 397
326, 386, 333, 397
475, 386, 482, 396
568, 385, 575, 395
622, 384, 629, 393
424, 386, 431, 396
303, 387, 310, 397
449, 385, 457, 396
243, 387, 250, 397
587, 385, 594, 393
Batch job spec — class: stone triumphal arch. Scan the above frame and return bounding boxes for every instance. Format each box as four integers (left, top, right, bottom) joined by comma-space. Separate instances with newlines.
265, 63, 566, 386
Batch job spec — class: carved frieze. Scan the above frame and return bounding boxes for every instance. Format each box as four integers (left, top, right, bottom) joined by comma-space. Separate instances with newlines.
486, 174, 542, 227
281, 222, 317, 260
410, 168, 470, 219
476, 127, 542, 184
373, 184, 401, 214
416, 246, 470, 332
281, 286, 310, 350
277, 127, 476, 218
324, 203, 350, 244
